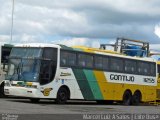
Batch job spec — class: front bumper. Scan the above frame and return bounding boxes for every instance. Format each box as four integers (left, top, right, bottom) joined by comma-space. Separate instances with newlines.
4, 86, 40, 98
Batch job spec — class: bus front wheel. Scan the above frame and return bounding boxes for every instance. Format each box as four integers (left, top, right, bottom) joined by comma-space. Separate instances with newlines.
123, 90, 132, 105
56, 87, 69, 104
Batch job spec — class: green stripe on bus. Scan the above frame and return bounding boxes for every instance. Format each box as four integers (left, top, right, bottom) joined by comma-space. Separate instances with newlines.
72, 48, 84, 51
83, 69, 103, 100
59, 44, 73, 50
72, 68, 94, 100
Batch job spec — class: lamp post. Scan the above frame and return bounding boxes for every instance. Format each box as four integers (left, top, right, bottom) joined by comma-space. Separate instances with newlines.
10, 0, 15, 43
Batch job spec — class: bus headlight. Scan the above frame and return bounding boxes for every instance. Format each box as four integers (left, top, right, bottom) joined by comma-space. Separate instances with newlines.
32, 85, 38, 88
4, 89, 9, 94
5, 81, 10, 87
26, 85, 37, 88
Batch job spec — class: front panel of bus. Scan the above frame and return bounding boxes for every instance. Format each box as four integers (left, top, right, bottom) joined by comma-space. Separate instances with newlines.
4, 47, 58, 98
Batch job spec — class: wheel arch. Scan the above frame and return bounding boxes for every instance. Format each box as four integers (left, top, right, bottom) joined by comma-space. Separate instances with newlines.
123, 89, 132, 96
134, 90, 142, 100
0, 81, 4, 87
57, 85, 70, 99
122, 89, 132, 105
0, 81, 5, 97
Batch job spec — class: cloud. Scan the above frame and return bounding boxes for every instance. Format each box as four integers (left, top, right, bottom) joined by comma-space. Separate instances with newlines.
52, 38, 100, 48
0, 35, 10, 44
0, 0, 160, 46
155, 24, 160, 38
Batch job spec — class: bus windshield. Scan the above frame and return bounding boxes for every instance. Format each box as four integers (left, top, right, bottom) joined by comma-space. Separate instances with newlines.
10, 47, 42, 58
5, 47, 42, 82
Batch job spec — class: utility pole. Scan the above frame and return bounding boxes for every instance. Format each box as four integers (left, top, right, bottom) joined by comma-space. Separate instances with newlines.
10, 0, 15, 43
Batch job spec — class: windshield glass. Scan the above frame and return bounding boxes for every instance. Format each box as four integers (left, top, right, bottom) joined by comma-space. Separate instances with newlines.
5, 47, 42, 82
10, 47, 42, 58
6, 58, 41, 82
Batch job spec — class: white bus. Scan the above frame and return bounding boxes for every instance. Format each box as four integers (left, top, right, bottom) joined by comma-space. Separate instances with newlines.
0, 44, 12, 97
4, 43, 157, 105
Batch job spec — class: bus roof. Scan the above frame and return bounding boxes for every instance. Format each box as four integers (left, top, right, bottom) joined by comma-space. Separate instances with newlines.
14, 43, 61, 48
13, 43, 156, 63
71, 46, 155, 62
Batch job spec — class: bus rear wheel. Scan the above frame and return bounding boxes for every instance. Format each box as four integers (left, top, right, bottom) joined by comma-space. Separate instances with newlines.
123, 91, 132, 105
30, 98, 40, 103
56, 87, 68, 104
132, 91, 141, 105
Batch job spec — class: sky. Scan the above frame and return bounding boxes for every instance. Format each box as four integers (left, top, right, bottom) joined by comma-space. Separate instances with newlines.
0, 0, 160, 49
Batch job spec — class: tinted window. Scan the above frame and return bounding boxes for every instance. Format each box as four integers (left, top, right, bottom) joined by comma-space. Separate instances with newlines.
110, 57, 123, 72
94, 56, 103, 69
137, 62, 150, 75
60, 51, 76, 66
60, 51, 68, 66
137, 62, 143, 74
124, 60, 136, 73
68, 52, 76, 66
143, 63, 150, 75
10, 47, 42, 58
2, 46, 12, 64
103, 57, 109, 70
158, 65, 160, 74
78, 53, 93, 68
43, 48, 57, 60
150, 63, 156, 76
39, 48, 57, 85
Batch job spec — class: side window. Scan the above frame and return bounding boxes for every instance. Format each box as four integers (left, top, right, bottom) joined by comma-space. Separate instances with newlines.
60, 51, 68, 66
110, 57, 123, 72
151, 63, 156, 76
137, 62, 150, 75
103, 57, 109, 70
143, 63, 150, 75
60, 51, 76, 66
78, 54, 85, 67
137, 62, 144, 75
68, 52, 76, 66
78, 53, 93, 68
86, 54, 93, 68
39, 48, 57, 85
43, 48, 57, 60
95, 56, 103, 69
124, 60, 136, 73
2, 46, 12, 71
158, 64, 160, 74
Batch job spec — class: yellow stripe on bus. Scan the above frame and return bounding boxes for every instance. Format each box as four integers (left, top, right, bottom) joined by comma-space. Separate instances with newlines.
94, 71, 122, 100
94, 70, 108, 100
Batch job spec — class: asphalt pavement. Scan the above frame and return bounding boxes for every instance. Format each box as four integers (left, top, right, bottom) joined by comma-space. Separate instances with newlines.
0, 98, 160, 120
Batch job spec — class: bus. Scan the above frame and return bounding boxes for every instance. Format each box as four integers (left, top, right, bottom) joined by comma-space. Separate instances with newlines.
4, 43, 157, 105
156, 61, 160, 101
0, 44, 12, 97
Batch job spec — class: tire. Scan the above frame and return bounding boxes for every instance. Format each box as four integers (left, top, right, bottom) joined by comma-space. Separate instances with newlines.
55, 87, 68, 104
123, 91, 132, 105
132, 91, 141, 105
30, 98, 40, 103
0, 83, 5, 98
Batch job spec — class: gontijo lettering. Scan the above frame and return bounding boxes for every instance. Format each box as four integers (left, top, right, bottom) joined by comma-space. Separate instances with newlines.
110, 74, 135, 82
